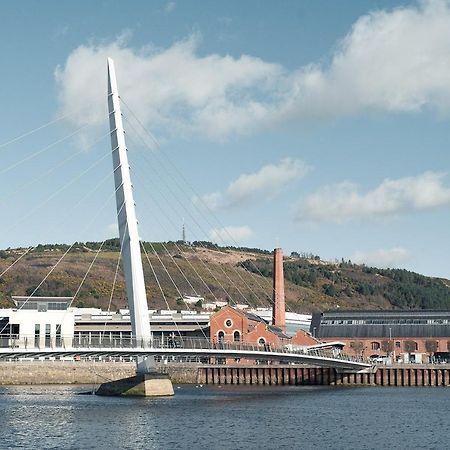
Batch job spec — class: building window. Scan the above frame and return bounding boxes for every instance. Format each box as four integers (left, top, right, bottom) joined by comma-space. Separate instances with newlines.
258, 337, 266, 346
45, 324, 51, 348
225, 319, 233, 327
34, 324, 40, 348
56, 324, 62, 347
395, 341, 401, 348
233, 331, 241, 342
217, 331, 225, 343
371, 341, 380, 351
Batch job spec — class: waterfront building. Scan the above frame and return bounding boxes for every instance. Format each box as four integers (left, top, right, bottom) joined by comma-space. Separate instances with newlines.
210, 305, 317, 349
0, 296, 310, 351
1, 297, 74, 348
0, 297, 210, 349
311, 310, 450, 362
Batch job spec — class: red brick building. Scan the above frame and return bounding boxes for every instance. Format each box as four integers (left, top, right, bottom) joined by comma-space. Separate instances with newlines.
210, 305, 318, 349
210, 247, 318, 358
311, 310, 450, 363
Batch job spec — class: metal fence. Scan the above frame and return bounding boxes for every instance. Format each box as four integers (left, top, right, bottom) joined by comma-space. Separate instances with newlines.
0, 334, 369, 364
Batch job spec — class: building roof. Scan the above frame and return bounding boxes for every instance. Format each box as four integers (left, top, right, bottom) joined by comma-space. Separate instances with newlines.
312, 310, 450, 339
245, 312, 268, 324
267, 325, 290, 339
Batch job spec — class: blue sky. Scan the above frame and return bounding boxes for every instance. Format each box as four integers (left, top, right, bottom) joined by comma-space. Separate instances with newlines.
1, 0, 450, 278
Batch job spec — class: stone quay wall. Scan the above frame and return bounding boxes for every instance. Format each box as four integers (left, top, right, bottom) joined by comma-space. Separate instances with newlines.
0, 361, 198, 385
2, 362, 450, 387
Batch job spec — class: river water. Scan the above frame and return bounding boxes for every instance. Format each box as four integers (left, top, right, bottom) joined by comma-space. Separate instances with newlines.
0, 384, 448, 449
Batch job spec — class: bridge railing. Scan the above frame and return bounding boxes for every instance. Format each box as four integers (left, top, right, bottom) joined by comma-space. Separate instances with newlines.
0, 334, 369, 364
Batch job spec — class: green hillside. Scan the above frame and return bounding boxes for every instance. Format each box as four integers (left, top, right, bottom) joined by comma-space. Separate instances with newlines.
0, 241, 449, 313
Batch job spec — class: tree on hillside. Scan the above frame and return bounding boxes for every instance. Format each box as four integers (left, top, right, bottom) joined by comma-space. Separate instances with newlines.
323, 283, 338, 297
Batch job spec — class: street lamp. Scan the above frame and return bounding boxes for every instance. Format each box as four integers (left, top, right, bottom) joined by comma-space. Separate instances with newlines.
389, 327, 396, 363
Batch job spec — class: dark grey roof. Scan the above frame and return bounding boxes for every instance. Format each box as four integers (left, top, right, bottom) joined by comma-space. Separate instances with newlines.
316, 324, 450, 339
318, 310, 450, 319
267, 325, 290, 339
245, 312, 268, 324
311, 310, 450, 339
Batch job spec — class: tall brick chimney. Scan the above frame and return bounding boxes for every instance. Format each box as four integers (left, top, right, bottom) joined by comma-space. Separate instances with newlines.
272, 248, 286, 330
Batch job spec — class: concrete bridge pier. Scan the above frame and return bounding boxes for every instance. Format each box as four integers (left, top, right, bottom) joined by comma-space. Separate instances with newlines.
96, 356, 174, 397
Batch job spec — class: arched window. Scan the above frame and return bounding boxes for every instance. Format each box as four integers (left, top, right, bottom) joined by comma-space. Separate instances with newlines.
218, 331, 225, 343
258, 337, 266, 346
233, 331, 241, 342
371, 341, 380, 350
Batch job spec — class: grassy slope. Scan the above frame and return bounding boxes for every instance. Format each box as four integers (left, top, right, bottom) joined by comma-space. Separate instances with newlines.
0, 243, 448, 312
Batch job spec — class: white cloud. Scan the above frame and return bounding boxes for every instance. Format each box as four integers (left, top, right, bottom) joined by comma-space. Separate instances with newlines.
198, 158, 309, 210
298, 171, 450, 223
55, 1, 450, 140
209, 225, 254, 245
55, 34, 282, 139
351, 247, 411, 268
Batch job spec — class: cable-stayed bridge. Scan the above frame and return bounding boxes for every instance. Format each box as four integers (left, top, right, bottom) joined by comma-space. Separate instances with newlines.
0, 335, 369, 370
0, 58, 371, 380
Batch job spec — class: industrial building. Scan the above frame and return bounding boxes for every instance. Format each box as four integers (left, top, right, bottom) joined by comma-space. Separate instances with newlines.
311, 310, 450, 363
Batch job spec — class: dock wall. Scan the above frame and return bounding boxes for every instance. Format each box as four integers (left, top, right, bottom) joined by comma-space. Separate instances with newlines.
197, 365, 450, 387
2, 362, 450, 387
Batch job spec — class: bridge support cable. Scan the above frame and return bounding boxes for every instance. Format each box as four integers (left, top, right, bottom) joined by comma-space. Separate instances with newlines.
99, 219, 146, 342
70, 240, 107, 306
0, 167, 117, 290
0, 247, 33, 278
105, 201, 127, 314
140, 240, 209, 341
119, 100, 278, 303
51, 239, 109, 345
129, 169, 225, 305
140, 243, 183, 340
0, 107, 87, 153
122, 117, 275, 310
0, 141, 98, 209
2, 135, 113, 239
122, 132, 240, 306
120, 113, 296, 322
0, 123, 93, 176
129, 151, 274, 313
123, 130, 254, 307
0, 182, 121, 334
141, 242, 209, 339
128, 158, 257, 309
140, 237, 218, 341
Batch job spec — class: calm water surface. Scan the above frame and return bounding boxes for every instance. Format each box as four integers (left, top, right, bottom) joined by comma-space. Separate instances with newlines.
0, 384, 448, 449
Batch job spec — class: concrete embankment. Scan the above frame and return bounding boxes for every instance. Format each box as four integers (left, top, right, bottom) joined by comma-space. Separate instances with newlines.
3, 362, 450, 387
198, 364, 450, 387
0, 361, 198, 385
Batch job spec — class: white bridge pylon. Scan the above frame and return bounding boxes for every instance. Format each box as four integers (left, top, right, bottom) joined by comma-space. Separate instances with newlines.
107, 58, 151, 345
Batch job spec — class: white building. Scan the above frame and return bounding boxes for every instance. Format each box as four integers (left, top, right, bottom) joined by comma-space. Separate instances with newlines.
0, 297, 311, 349
3, 297, 75, 348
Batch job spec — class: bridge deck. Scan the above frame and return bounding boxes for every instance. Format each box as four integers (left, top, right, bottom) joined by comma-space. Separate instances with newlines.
0, 336, 371, 370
